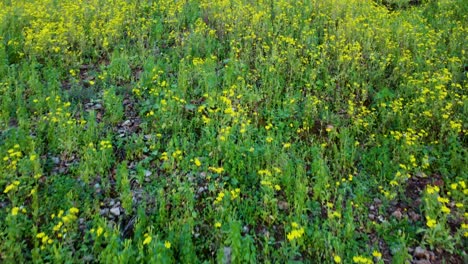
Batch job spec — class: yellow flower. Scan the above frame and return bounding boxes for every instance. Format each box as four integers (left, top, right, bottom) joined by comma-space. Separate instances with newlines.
208, 167, 224, 174
69, 207, 79, 214
274, 184, 281, 191
194, 158, 202, 167
164, 241, 171, 249
11, 207, 20, 216
143, 234, 152, 245
441, 206, 450, 214
215, 222, 221, 228
96, 227, 104, 237
437, 196, 449, 203
372, 250, 382, 258
3, 181, 20, 193
426, 217, 436, 228
333, 255, 342, 263
287, 227, 304, 241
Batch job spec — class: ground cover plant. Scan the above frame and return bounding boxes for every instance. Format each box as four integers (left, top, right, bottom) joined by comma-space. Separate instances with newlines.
0, 0, 467, 263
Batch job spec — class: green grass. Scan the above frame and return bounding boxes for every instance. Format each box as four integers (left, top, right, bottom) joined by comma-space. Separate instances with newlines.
0, 0, 467, 263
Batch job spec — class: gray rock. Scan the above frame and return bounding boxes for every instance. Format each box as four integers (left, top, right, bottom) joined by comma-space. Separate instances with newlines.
414, 246, 430, 260
110, 207, 120, 217
392, 210, 403, 220
100, 208, 109, 216
413, 260, 431, 264
223, 247, 232, 264
144, 170, 152, 177
197, 187, 205, 194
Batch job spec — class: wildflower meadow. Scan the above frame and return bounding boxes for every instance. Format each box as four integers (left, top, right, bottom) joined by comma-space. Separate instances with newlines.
0, 0, 466, 263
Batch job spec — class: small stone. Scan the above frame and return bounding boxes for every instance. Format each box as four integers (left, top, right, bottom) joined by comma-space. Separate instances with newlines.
278, 201, 289, 210
413, 260, 431, 264
100, 208, 109, 216
93, 104, 103, 110
370, 205, 375, 211
377, 215, 385, 222
197, 187, 205, 194
414, 246, 429, 260
223, 247, 232, 264
110, 207, 120, 217
392, 210, 403, 220
109, 200, 115, 207
122, 120, 131, 127
144, 170, 152, 177
409, 211, 421, 222
51, 157, 60, 164
83, 255, 94, 262
368, 214, 375, 220
373, 198, 382, 204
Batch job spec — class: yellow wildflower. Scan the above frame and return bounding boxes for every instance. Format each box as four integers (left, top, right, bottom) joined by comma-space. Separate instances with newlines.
11, 207, 20, 216
96, 227, 104, 237
426, 217, 436, 228
441, 206, 451, 214
164, 241, 171, 249
372, 250, 382, 258
143, 234, 152, 245
3, 181, 20, 193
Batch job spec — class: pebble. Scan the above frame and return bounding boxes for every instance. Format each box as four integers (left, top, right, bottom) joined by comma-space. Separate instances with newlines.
392, 210, 403, 220
278, 201, 289, 210
223, 247, 232, 264
413, 260, 431, 264
110, 207, 121, 217
100, 208, 109, 216
414, 246, 430, 260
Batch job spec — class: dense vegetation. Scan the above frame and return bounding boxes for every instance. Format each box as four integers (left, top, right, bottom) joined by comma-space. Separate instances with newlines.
0, 0, 466, 263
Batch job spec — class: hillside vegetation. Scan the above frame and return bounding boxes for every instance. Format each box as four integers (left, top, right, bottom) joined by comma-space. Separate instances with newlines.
0, 0, 467, 263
